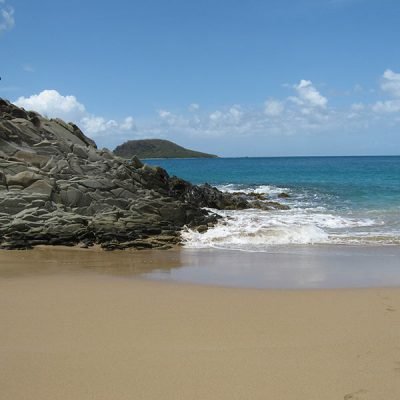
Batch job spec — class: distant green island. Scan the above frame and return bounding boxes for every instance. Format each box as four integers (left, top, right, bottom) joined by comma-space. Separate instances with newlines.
113, 139, 218, 159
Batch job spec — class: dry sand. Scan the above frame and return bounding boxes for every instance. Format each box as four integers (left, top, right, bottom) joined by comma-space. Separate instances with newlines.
1, 248, 400, 399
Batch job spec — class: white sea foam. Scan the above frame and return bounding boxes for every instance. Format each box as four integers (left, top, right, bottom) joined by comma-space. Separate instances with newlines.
187, 182, 397, 251
216, 184, 289, 196
182, 208, 383, 251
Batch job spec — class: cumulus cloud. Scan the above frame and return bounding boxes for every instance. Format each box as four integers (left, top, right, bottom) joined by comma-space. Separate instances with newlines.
15, 90, 86, 120
120, 116, 135, 130
209, 110, 222, 121
148, 97, 338, 139
141, 72, 400, 140
264, 99, 284, 116
209, 106, 242, 126
380, 69, 400, 97
158, 110, 172, 119
80, 116, 117, 135
14, 89, 136, 137
372, 69, 400, 113
12, 70, 400, 148
292, 79, 328, 108
0, 0, 14, 32
228, 106, 242, 122
372, 100, 400, 113
112, 71, 400, 144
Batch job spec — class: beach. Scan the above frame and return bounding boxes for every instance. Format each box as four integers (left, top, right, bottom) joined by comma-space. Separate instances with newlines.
2, 2, 400, 398
1, 248, 400, 400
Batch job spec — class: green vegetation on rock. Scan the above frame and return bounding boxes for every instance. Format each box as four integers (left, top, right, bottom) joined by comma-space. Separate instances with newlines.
113, 139, 218, 159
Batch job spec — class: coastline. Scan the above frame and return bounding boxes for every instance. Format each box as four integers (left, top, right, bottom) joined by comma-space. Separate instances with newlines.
0, 245, 400, 290
3, 244, 400, 289
1, 247, 400, 399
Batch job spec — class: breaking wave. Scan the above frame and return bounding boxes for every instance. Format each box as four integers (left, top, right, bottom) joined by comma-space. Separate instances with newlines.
182, 184, 399, 251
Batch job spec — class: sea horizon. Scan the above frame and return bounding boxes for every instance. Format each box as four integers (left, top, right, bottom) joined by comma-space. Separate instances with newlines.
143, 154, 400, 160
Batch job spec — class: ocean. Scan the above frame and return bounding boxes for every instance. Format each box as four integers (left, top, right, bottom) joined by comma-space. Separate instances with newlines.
146, 156, 400, 252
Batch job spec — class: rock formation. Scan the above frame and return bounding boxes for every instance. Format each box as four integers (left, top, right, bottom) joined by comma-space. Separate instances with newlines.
0, 99, 287, 250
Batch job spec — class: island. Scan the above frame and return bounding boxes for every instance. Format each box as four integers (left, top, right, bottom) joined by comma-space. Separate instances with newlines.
113, 139, 218, 159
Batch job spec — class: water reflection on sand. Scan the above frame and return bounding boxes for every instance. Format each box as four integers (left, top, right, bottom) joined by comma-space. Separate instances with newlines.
1, 245, 400, 289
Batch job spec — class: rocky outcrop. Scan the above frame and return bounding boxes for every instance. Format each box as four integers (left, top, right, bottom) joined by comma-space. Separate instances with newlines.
0, 99, 286, 250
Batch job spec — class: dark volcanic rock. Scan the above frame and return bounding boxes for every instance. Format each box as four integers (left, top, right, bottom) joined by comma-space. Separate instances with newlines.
0, 99, 288, 250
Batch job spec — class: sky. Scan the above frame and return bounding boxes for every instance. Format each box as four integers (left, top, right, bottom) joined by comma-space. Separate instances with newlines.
0, 0, 400, 156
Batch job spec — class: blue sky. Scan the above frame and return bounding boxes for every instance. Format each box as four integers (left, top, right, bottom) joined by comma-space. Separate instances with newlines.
1, 0, 400, 156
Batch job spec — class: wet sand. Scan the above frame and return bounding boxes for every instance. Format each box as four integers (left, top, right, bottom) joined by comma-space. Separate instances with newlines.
1, 247, 400, 399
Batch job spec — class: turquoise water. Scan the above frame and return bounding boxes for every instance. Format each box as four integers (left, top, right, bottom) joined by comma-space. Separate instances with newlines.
146, 156, 400, 250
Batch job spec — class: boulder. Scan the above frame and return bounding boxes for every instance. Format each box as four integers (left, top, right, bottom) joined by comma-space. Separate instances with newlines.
72, 144, 88, 159
13, 150, 50, 167
130, 155, 144, 169
6, 171, 42, 188
24, 180, 53, 197
60, 187, 91, 208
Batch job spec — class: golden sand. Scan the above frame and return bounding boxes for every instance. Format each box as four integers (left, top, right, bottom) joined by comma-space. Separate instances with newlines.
0, 248, 400, 399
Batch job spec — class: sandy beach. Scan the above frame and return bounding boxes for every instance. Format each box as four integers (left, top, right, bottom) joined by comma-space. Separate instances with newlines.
1, 248, 400, 400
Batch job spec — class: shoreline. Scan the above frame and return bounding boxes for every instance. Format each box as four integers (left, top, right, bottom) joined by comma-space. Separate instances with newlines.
2, 244, 400, 290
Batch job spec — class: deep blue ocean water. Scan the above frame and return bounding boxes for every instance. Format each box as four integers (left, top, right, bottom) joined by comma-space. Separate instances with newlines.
146, 156, 400, 250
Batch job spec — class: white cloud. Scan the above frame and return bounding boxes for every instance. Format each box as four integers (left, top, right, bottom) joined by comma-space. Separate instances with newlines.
372, 69, 400, 113
228, 105, 242, 122
188, 103, 200, 112
158, 110, 172, 118
13, 71, 400, 148
120, 116, 135, 130
380, 69, 400, 98
264, 99, 284, 116
372, 100, 400, 113
15, 90, 86, 120
209, 106, 242, 125
0, 1, 14, 32
119, 72, 400, 146
292, 79, 328, 108
209, 110, 222, 121
14, 89, 136, 137
81, 116, 117, 135
139, 73, 400, 140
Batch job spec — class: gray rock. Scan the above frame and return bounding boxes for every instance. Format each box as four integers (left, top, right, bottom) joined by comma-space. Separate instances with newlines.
197, 225, 208, 233
6, 170, 42, 187
0, 170, 7, 187
130, 155, 144, 169
60, 187, 92, 208
24, 180, 53, 197
13, 150, 50, 167
87, 147, 101, 162
72, 144, 88, 159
